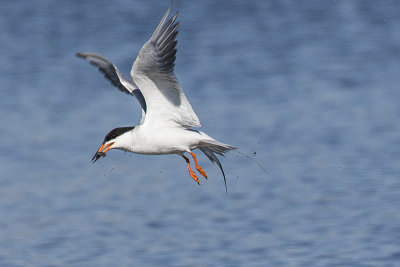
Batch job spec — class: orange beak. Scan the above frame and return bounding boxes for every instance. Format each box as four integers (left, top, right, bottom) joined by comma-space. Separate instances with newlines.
97, 142, 115, 154
91, 142, 115, 163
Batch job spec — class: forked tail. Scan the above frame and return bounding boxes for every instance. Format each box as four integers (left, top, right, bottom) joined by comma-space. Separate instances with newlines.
198, 140, 268, 193
199, 140, 237, 193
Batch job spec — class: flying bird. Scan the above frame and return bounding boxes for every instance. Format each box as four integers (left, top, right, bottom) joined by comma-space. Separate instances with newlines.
77, 7, 236, 190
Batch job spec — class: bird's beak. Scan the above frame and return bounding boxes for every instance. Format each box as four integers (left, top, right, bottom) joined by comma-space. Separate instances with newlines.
91, 142, 115, 163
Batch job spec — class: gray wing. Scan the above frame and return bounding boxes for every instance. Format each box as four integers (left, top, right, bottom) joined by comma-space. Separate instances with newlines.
130, 7, 201, 128
133, 7, 179, 75
76, 52, 147, 114
150, 8, 179, 73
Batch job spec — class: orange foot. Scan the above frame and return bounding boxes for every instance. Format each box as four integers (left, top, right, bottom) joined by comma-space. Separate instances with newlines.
190, 152, 208, 179
182, 155, 200, 184
189, 170, 200, 184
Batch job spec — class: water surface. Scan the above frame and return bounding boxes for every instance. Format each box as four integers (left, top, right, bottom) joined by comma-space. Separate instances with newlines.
1, 1, 400, 266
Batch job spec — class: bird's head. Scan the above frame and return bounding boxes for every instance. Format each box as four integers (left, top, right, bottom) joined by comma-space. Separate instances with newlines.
91, 126, 135, 163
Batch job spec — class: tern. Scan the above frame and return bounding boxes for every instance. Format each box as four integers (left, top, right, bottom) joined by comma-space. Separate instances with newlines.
77, 7, 236, 190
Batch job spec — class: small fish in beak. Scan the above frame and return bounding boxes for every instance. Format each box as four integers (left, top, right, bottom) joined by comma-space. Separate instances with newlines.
91, 142, 114, 163
92, 151, 106, 163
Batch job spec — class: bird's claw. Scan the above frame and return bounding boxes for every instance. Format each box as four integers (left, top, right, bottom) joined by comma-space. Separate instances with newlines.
197, 167, 207, 179
189, 170, 200, 184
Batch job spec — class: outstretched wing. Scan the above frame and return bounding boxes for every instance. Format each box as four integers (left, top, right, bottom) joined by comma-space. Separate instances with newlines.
130, 7, 201, 128
76, 52, 147, 121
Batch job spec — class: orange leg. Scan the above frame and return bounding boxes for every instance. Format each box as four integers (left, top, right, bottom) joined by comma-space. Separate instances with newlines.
182, 155, 200, 184
190, 152, 208, 179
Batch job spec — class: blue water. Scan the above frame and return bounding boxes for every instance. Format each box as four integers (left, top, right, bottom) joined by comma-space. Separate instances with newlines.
1, 0, 400, 266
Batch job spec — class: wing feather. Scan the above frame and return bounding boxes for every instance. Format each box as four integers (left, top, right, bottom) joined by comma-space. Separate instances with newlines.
76, 52, 147, 119
130, 8, 201, 128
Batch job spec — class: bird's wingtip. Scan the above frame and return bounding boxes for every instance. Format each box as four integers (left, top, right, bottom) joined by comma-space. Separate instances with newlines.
76, 52, 85, 58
